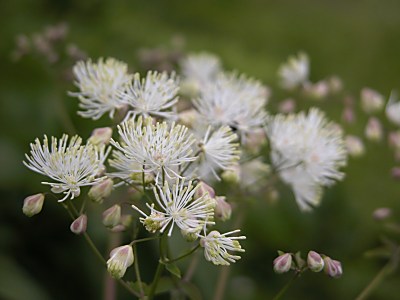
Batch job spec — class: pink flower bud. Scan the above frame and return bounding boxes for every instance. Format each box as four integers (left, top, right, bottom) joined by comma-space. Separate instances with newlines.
107, 245, 134, 279
323, 256, 343, 278
342, 107, 355, 124
278, 99, 296, 114
22, 193, 45, 217
372, 207, 392, 221
361, 88, 384, 113
307, 251, 324, 272
89, 127, 113, 145
70, 214, 87, 235
273, 253, 292, 274
391, 167, 400, 180
88, 178, 114, 203
365, 117, 383, 141
214, 196, 232, 221
102, 204, 121, 228
195, 181, 215, 199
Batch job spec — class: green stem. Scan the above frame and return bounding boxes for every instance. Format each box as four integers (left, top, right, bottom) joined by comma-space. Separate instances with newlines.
63, 201, 139, 297
130, 236, 161, 245
272, 271, 301, 300
148, 260, 164, 300
166, 244, 200, 264
355, 247, 400, 300
133, 243, 145, 298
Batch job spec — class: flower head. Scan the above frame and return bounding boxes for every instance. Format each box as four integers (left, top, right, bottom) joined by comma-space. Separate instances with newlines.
200, 229, 245, 266
198, 126, 241, 180
23, 135, 106, 201
132, 179, 215, 237
194, 72, 268, 135
69, 58, 132, 120
278, 52, 309, 89
119, 71, 179, 119
109, 117, 197, 181
107, 245, 134, 279
266, 108, 347, 211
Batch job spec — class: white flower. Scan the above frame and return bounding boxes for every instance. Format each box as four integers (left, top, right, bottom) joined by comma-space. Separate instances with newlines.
119, 71, 179, 119
198, 126, 241, 180
23, 135, 106, 201
199, 229, 245, 266
132, 179, 215, 236
69, 57, 132, 120
278, 52, 309, 89
386, 90, 400, 126
194, 72, 269, 135
180, 52, 221, 91
266, 108, 347, 211
109, 117, 197, 181
107, 245, 134, 279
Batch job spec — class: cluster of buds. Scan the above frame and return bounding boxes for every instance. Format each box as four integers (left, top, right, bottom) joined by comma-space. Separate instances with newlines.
273, 250, 343, 278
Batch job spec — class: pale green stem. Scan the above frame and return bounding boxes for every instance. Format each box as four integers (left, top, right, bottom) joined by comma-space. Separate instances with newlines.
272, 271, 301, 300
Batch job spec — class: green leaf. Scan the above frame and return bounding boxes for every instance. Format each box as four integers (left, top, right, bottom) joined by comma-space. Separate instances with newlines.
165, 263, 182, 278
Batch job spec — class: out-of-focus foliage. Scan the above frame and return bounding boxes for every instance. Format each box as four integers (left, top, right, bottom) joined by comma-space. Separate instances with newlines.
1, 0, 400, 299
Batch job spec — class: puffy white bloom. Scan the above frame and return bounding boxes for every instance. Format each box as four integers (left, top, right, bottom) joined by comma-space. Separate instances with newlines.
109, 117, 197, 181
132, 179, 215, 236
386, 90, 400, 126
119, 71, 179, 119
194, 72, 268, 135
360, 87, 384, 114
198, 126, 241, 180
180, 52, 221, 91
69, 58, 132, 120
278, 52, 309, 89
200, 229, 245, 266
107, 245, 134, 279
24, 135, 106, 201
266, 108, 347, 211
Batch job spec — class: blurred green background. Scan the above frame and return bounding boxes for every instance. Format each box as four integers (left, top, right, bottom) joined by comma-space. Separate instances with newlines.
1, 0, 400, 299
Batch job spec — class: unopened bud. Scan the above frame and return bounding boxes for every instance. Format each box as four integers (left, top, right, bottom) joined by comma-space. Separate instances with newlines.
304, 81, 329, 100
102, 204, 121, 228
365, 117, 383, 141
88, 127, 113, 145
107, 245, 134, 279
372, 207, 392, 221
391, 167, 400, 180
70, 214, 87, 234
273, 253, 292, 274
386, 90, 400, 126
345, 135, 365, 157
307, 251, 324, 272
327, 76, 343, 93
178, 109, 198, 128
22, 193, 45, 217
221, 165, 240, 184
88, 178, 114, 203
214, 196, 232, 221
361, 88, 384, 113
195, 181, 215, 199
342, 107, 355, 124
388, 131, 400, 150
323, 257, 343, 278
278, 98, 296, 114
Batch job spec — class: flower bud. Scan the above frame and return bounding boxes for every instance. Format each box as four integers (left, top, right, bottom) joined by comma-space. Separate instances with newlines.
278, 99, 296, 114
273, 253, 292, 274
304, 81, 329, 100
70, 214, 87, 235
221, 164, 240, 184
361, 88, 384, 113
365, 117, 383, 141
323, 256, 343, 278
107, 245, 134, 279
391, 167, 400, 180
88, 178, 114, 203
22, 193, 45, 217
345, 135, 365, 157
327, 76, 343, 93
102, 204, 121, 228
214, 196, 232, 221
307, 251, 324, 272
388, 131, 400, 150
342, 107, 355, 124
195, 181, 215, 199
372, 207, 392, 221
386, 90, 400, 126
88, 127, 113, 145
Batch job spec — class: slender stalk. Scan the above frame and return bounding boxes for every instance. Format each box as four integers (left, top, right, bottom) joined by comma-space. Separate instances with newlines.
213, 266, 230, 300
272, 271, 301, 300
130, 236, 161, 245
183, 252, 200, 282
133, 243, 145, 298
148, 260, 164, 300
166, 244, 200, 264
355, 247, 400, 300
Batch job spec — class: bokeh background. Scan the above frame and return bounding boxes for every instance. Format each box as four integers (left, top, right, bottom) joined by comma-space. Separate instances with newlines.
1, 0, 400, 299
